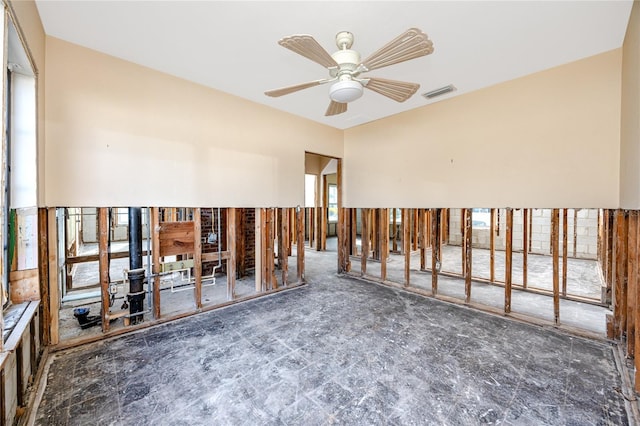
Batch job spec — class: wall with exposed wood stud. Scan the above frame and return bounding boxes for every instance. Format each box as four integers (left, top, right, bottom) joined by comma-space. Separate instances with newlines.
344, 49, 622, 208
620, 1, 640, 209
43, 37, 343, 207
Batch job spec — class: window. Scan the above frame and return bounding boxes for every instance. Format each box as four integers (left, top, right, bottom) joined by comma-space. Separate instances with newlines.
115, 208, 129, 226
328, 184, 338, 222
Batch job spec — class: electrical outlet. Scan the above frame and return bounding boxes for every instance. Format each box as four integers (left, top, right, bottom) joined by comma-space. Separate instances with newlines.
207, 232, 217, 244
109, 284, 118, 294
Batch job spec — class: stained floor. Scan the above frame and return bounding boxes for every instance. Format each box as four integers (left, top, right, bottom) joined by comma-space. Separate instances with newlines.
35, 250, 630, 425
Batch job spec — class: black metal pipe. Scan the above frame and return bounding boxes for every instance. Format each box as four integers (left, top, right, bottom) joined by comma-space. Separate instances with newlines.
128, 207, 145, 324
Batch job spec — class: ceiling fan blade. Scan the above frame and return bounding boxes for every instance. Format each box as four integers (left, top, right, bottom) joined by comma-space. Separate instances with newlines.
279, 35, 339, 69
360, 28, 434, 72
325, 100, 347, 116
363, 77, 420, 102
265, 79, 328, 97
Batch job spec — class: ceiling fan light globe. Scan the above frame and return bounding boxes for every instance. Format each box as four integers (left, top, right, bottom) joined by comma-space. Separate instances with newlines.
329, 80, 363, 103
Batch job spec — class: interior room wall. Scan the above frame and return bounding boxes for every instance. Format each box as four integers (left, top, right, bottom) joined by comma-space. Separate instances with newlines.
44, 37, 343, 208
343, 49, 622, 209
620, 1, 640, 209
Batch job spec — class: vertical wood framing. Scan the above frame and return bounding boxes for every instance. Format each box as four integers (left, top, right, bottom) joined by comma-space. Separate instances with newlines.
297, 207, 305, 282
419, 209, 426, 271
504, 209, 513, 314
562, 209, 568, 297
613, 210, 628, 339
47, 208, 60, 345
151, 208, 161, 318
194, 208, 202, 309
573, 209, 578, 258
552, 208, 560, 325
227, 208, 237, 300
350, 209, 357, 256
461, 209, 467, 276
528, 209, 533, 253
403, 208, 410, 287
522, 208, 528, 288
361, 208, 369, 276
381, 208, 389, 281
431, 209, 440, 295
371, 210, 379, 260
634, 211, 640, 390
464, 208, 472, 303
282, 208, 289, 285
98, 208, 110, 333
392, 208, 398, 252
626, 211, 637, 357
490, 209, 496, 283
37, 208, 50, 346
412, 209, 419, 251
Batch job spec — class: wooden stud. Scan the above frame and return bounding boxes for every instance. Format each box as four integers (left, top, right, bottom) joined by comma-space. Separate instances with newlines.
392, 208, 397, 252
350, 208, 357, 256
431, 208, 440, 295
634, 210, 640, 390
297, 207, 305, 282
361, 208, 369, 276
98, 208, 110, 333
282, 209, 289, 285
151, 208, 161, 319
227, 208, 237, 300
37, 208, 50, 346
194, 208, 202, 309
528, 209, 533, 253
613, 210, 628, 339
381, 208, 389, 282
371, 209, 379, 260
236, 209, 246, 278
413, 209, 419, 252
403, 208, 411, 287
573, 209, 578, 258
522, 208, 528, 288
606, 210, 614, 301
505, 209, 513, 314
562, 209, 568, 296
490, 208, 496, 283
464, 208, 472, 303
461, 209, 466, 276
626, 210, 637, 357
419, 209, 426, 271
552, 208, 560, 325
47, 209, 59, 345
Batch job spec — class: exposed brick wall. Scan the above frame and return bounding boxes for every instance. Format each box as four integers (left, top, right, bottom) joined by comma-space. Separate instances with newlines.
241, 208, 256, 275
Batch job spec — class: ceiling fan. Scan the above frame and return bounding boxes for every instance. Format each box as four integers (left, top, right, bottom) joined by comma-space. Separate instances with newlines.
265, 28, 434, 117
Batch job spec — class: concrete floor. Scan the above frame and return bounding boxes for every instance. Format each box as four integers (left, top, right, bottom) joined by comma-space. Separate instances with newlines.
34, 247, 632, 425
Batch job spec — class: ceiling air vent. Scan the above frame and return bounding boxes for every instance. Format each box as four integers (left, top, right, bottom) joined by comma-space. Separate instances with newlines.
422, 84, 456, 100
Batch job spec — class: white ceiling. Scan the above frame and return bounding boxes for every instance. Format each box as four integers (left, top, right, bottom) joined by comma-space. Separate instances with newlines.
34, 1, 633, 130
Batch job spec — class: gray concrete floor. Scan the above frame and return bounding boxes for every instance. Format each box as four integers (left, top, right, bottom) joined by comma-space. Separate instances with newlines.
34, 246, 632, 425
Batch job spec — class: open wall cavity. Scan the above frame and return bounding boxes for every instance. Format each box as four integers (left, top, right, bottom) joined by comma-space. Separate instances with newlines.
43, 207, 305, 346
337, 207, 610, 337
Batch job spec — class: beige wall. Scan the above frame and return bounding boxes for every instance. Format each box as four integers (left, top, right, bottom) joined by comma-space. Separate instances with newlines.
620, 1, 640, 209
44, 37, 342, 207
344, 50, 622, 209
6, 0, 45, 205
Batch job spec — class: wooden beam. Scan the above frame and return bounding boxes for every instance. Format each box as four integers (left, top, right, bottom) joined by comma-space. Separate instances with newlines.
552, 208, 560, 325
66, 250, 149, 265
381, 208, 389, 281
413, 209, 419, 251
227, 208, 237, 300
236, 209, 246, 277
37, 208, 50, 346
490, 208, 496, 283
461, 209, 467, 276
280, 209, 289, 286
464, 208, 472, 303
350, 208, 357, 257
98, 208, 110, 333
268, 208, 277, 289
522, 208, 528, 288
151, 208, 161, 319
613, 210, 628, 339
297, 207, 305, 282
361, 208, 369, 276
626, 210, 637, 357
403, 208, 410, 287
505, 209, 513, 314
260, 208, 268, 292
431, 209, 440, 295
419, 209, 426, 271
573, 209, 578, 258
392, 208, 397, 252
193, 208, 202, 309
562, 209, 568, 297
46, 209, 60, 345
634, 210, 640, 391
